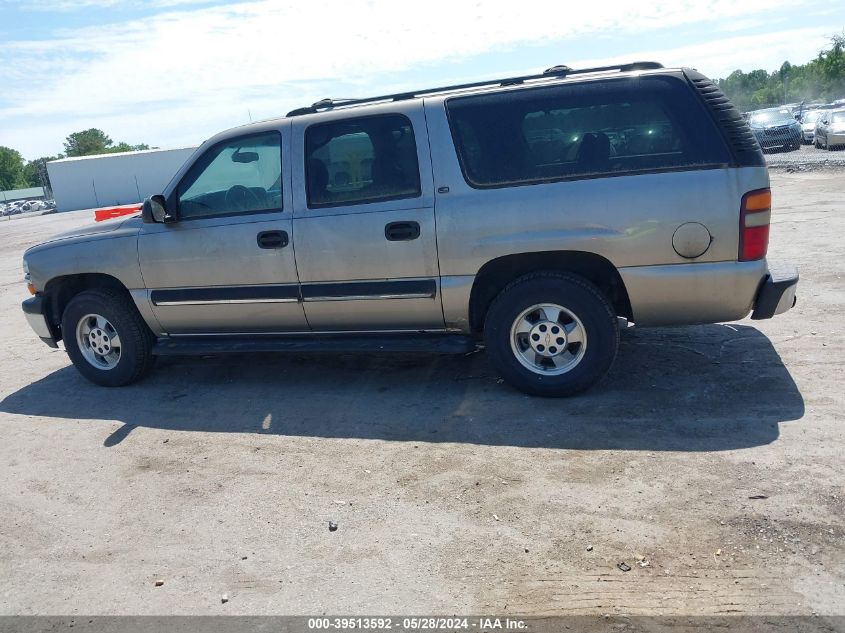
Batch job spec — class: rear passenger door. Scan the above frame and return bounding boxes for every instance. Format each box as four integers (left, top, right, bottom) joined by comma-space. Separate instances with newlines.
291, 103, 444, 331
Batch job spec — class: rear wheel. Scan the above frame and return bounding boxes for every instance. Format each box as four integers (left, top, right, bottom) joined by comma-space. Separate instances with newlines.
61, 289, 155, 387
483, 272, 619, 397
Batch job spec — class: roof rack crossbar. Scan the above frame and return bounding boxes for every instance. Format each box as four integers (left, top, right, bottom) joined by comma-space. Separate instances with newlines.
286, 61, 663, 116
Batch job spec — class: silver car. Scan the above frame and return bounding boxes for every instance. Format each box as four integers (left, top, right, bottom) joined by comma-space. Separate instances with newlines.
21, 62, 799, 397
799, 108, 826, 144
814, 109, 845, 149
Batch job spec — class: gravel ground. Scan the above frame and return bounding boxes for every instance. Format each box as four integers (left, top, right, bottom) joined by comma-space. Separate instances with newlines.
0, 170, 842, 617
764, 143, 845, 167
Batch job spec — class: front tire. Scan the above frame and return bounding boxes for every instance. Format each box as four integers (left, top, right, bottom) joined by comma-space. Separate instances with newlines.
483, 272, 619, 397
61, 289, 155, 387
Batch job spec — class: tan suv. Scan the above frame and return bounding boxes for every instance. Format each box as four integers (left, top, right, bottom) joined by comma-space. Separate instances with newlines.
21, 62, 798, 396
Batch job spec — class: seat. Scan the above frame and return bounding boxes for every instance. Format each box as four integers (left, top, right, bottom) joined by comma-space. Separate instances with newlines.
307, 158, 330, 205
576, 132, 611, 172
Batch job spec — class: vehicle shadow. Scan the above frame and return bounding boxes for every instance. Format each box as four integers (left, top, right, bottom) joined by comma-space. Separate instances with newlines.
0, 324, 803, 452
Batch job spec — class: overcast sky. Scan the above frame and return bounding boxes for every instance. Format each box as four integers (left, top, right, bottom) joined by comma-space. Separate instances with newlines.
1, 0, 843, 159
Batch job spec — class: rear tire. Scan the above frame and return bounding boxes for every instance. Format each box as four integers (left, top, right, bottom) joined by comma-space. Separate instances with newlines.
61, 289, 156, 387
483, 272, 619, 397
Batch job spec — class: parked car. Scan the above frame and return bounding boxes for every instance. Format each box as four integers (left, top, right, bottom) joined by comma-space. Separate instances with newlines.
21, 62, 799, 396
747, 108, 802, 151
799, 108, 826, 144
814, 109, 845, 150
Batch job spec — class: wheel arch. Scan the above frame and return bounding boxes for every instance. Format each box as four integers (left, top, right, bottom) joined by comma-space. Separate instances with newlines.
43, 273, 131, 341
468, 251, 633, 333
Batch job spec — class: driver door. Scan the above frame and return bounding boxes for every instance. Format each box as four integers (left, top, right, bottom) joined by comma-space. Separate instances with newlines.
138, 125, 309, 334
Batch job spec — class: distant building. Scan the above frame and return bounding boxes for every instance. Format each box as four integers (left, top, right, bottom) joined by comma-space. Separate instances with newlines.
47, 147, 198, 212
0, 187, 45, 202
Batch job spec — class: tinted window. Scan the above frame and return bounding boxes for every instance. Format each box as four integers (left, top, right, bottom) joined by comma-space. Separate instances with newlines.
447, 76, 730, 188
801, 110, 824, 123
305, 114, 420, 208
177, 132, 282, 219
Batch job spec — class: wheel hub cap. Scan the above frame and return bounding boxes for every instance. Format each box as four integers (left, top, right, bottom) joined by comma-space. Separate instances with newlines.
88, 328, 112, 355
76, 313, 121, 370
509, 303, 587, 376
528, 321, 567, 357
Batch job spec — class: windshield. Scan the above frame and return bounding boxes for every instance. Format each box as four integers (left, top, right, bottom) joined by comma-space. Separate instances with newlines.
802, 110, 824, 123
749, 110, 792, 124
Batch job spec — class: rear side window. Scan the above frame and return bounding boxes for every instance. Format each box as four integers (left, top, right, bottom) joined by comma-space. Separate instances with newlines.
447, 76, 731, 188
305, 114, 421, 208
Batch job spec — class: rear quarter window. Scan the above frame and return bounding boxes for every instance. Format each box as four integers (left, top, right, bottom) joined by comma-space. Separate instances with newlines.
446, 75, 731, 188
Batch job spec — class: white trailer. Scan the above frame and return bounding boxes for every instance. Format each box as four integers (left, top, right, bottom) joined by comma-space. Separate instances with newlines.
47, 147, 197, 212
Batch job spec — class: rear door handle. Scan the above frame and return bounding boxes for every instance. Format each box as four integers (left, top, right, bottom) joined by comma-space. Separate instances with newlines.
257, 230, 289, 249
385, 221, 420, 241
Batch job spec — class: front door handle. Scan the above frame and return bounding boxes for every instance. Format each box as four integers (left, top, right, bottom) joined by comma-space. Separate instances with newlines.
257, 230, 289, 249
385, 221, 420, 241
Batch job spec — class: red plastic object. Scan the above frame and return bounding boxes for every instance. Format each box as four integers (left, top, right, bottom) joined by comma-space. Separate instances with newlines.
94, 204, 142, 222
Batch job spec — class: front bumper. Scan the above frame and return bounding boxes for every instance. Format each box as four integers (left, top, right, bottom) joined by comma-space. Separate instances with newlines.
751, 262, 798, 320
22, 296, 58, 348
827, 132, 845, 146
755, 127, 801, 149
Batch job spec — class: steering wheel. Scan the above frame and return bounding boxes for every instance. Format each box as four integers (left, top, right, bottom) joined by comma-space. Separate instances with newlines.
225, 185, 262, 211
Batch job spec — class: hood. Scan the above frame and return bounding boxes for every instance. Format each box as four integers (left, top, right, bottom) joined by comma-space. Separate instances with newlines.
25, 215, 143, 255
751, 119, 796, 129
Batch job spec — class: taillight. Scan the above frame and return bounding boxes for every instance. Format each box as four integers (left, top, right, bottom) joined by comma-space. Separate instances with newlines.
739, 188, 771, 261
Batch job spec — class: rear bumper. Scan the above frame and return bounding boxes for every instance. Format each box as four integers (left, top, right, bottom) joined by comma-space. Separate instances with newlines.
22, 296, 58, 348
751, 262, 799, 320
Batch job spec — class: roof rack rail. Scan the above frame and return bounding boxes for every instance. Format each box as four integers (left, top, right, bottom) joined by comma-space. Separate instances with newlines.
286, 61, 664, 117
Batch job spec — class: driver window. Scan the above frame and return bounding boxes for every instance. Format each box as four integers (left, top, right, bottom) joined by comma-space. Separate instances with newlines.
177, 131, 282, 219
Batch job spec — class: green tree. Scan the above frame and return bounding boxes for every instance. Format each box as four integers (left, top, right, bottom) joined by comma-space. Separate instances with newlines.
63, 128, 114, 157
0, 146, 26, 191
105, 142, 151, 154
23, 155, 62, 193
717, 33, 845, 110
63, 128, 152, 157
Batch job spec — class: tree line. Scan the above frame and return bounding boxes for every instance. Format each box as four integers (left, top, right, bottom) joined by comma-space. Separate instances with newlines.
0, 129, 151, 194
717, 34, 845, 111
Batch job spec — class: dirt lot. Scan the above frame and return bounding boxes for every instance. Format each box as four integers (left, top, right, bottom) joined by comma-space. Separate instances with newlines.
0, 170, 843, 617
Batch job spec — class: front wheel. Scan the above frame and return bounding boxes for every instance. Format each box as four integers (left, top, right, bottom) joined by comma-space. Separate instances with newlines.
61, 289, 156, 387
483, 272, 619, 397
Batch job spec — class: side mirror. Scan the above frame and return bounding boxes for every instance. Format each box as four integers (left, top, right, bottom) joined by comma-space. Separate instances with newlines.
141, 195, 171, 224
